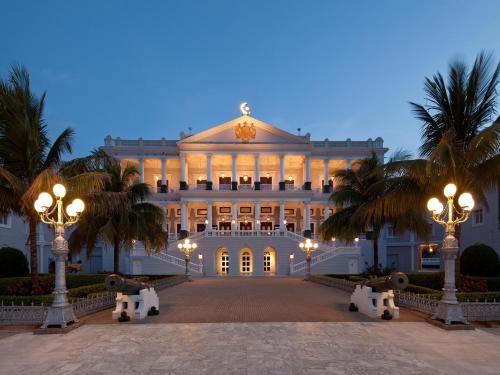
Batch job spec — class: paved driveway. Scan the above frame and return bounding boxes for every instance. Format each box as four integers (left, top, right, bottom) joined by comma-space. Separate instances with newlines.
86, 276, 424, 323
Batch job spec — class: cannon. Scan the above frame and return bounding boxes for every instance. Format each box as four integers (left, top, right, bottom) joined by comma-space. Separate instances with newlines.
349, 272, 408, 320
105, 274, 159, 321
105, 274, 148, 295
363, 272, 408, 292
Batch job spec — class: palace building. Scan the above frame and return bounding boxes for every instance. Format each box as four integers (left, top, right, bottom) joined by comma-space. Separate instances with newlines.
100, 104, 387, 276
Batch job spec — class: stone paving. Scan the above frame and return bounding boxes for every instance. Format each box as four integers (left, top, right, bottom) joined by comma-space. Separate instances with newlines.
86, 276, 425, 323
1, 322, 500, 374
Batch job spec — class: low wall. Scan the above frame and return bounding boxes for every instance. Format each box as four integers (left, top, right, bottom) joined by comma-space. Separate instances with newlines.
311, 275, 500, 322
0, 275, 187, 325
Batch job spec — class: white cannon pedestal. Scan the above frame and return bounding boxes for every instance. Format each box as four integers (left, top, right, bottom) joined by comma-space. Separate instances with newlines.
350, 285, 400, 319
112, 287, 159, 320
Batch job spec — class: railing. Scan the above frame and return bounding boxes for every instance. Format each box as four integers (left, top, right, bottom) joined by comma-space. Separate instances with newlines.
260, 184, 274, 191
0, 276, 187, 325
216, 184, 232, 191
206, 230, 287, 238
238, 184, 253, 191
393, 292, 439, 315
150, 251, 203, 273
194, 184, 207, 190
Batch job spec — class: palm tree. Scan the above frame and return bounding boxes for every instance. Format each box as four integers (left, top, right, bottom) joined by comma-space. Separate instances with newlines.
408, 51, 500, 207
0, 65, 106, 287
319, 153, 430, 274
67, 152, 166, 273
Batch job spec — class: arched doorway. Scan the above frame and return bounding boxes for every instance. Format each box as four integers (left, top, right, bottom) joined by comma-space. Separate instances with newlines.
240, 247, 253, 274
263, 247, 276, 274
216, 247, 229, 275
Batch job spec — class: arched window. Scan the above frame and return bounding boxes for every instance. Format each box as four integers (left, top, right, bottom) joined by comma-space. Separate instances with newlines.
241, 251, 251, 273
221, 251, 229, 274
264, 251, 271, 272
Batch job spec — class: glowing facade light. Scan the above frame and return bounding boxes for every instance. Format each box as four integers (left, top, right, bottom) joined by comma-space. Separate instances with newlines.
52, 183, 67, 198
72, 199, 85, 213
288, 176, 293, 182
38, 192, 53, 208
458, 192, 474, 211
443, 183, 457, 198
243, 175, 248, 182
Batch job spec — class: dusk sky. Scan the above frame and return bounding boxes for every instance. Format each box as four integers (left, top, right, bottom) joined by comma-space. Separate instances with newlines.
1, 0, 499, 158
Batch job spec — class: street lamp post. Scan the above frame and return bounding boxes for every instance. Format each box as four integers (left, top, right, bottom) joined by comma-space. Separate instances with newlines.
299, 238, 318, 281
34, 183, 85, 329
178, 238, 197, 281
427, 183, 474, 325
198, 253, 205, 277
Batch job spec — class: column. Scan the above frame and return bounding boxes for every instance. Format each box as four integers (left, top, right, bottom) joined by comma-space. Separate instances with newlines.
345, 158, 352, 172
180, 154, 187, 190
207, 202, 213, 231
279, 154, 285, 191
138, 158, 144, 183
255, 202, 261, 230
254, 154, 261, 190
206, 153, 213, 190
162, 205, 168, 230
232, 202, 237, 230
180, 202, 188, 233
279, 201, 285, 230
304, 155, 311, 190
305, 202, 311, 236
161, 157, 167, 193
324, 204, 330, 221
231, 154, 237, 191
323, 158, 330, 194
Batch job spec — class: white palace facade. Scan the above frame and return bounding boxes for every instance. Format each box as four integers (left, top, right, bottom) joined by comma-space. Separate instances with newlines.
100, 105, 387, 276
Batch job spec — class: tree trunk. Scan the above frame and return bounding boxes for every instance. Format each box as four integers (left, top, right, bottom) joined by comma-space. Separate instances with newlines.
372, 233, 379, 275
113, 236, 120, 274
28, 216, 39, 288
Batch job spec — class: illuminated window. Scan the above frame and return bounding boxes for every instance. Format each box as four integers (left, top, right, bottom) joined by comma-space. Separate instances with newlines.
221, 251, 229, 274
264, 251, 271, 272
241, 251, 251, 273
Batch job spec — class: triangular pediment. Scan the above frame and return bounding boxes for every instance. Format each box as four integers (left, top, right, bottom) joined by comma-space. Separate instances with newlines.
178, 115, 309, 145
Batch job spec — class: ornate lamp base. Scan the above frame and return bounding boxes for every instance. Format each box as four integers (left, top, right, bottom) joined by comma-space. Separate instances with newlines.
41, 304, 78, 329
432, 301, 467, 325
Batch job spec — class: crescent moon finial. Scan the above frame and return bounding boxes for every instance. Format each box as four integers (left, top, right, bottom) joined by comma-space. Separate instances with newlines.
240, 102, 251, 116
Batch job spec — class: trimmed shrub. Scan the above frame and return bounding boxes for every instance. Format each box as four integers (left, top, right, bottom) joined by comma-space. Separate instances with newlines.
461, 244, 500, 277
404, 284, 440, 294
407, 272, 443, 290
0, 247, 29, 277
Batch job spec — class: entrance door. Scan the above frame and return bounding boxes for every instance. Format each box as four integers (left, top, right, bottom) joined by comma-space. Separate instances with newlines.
219, 222, 231, 231
286, 223, 295, 232
240, 222, 252, 230
196, 223, 206, 232
263, 251, 272, 272
261, 221, 273, 231
221, 251, 229, 274
241, 251, 252, 273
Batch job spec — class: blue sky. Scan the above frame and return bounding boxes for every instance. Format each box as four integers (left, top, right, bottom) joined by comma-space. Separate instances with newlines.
1, 0, 499, 158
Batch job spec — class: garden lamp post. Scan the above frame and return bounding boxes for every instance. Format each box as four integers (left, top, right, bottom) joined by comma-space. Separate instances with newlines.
198, 253, 205, 276
34, 183, 85, 328
178, 238, 197, 281
299, 238, 318, 281
427, 183, 474, 325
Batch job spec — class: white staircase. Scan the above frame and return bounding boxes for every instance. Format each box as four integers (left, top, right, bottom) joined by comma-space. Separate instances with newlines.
134, 229, 360, 275
290, 246, 360, 274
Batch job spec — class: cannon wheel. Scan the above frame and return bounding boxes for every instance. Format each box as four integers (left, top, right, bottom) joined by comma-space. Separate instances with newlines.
118, 311, 130, 322
148, 306, 160, 316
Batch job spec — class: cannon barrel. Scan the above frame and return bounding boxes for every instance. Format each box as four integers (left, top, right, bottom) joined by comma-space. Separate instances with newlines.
105, 274, 148, 295
363, 272, 408, 292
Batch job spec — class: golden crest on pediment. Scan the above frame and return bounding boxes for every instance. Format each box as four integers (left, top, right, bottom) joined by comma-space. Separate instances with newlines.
235, 122, 256, 143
